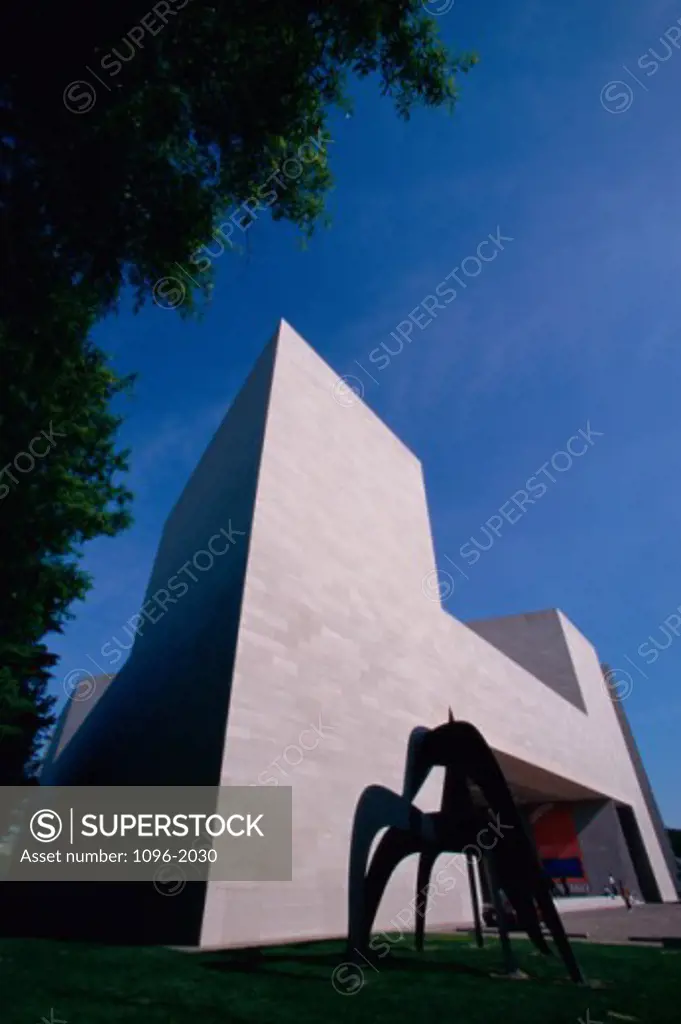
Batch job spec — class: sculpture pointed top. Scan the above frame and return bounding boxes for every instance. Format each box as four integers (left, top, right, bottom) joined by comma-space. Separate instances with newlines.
448, 707, 455, 723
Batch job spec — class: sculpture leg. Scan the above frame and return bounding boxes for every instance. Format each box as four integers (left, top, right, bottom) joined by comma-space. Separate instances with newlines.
495, 859, 551, 956
362, 826, 423, 955
499, 843, 584, 981
347, 785, 420, 956
485, 857, 519, 976
445, 724, 579, 977
467, 853, 484, 948
531, 878, 585, 984
414, 849, 438, 952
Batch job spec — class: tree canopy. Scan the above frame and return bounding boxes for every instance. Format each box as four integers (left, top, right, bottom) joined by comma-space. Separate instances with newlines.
1, 0, 477, 781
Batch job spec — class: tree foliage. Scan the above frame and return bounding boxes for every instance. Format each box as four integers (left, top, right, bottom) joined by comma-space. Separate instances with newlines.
1, 0, 476, 780
0, 297, 133, 782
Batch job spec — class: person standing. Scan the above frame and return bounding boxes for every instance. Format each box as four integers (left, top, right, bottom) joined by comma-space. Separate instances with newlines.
620, 880, 633, 911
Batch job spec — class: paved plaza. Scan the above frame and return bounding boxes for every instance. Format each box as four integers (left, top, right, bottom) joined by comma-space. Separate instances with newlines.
459, 902, 681, 945
559, 902, 681, 944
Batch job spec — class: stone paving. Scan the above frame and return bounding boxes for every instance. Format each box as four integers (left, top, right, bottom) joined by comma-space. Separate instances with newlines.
558, 902, 681, 944
457, 902, 681, 944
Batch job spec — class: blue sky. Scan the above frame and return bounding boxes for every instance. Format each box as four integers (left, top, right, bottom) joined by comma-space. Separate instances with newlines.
50, 0, 681, 823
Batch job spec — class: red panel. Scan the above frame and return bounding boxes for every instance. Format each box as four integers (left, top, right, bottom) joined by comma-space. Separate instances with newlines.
532, 806, 584, 880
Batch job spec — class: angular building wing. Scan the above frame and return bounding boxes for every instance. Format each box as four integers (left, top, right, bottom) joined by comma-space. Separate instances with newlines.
39, 320, 677, 947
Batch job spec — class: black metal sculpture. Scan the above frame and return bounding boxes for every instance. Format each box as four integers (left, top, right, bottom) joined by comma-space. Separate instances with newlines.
346, 715, 584, 983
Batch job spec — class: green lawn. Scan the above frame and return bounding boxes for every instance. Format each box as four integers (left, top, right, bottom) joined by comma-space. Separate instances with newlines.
2, 933, 680, 1024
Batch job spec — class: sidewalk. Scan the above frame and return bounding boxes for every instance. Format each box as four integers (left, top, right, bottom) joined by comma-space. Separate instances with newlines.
555, 902, 681, 944
457, 902, 681, 945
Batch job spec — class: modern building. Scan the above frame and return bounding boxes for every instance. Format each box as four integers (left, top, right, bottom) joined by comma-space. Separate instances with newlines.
26, 320, 677, 946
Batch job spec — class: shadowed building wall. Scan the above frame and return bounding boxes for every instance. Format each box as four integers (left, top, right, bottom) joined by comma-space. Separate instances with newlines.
42, 337, 279, 789
572, 800, 638, 897
602, 663, 677, 894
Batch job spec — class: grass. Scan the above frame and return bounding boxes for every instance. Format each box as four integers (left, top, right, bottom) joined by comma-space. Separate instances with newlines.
2, 932, 680, 1024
